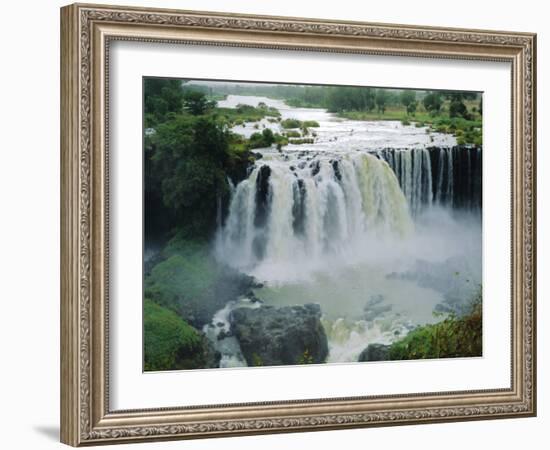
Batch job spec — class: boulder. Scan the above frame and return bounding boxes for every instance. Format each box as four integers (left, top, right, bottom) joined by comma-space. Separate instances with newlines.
358, 343, 390, 362
230, 303, 328, 367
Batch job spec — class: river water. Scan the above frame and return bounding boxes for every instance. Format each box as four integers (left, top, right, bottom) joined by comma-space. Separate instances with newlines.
207, 95, 481, 365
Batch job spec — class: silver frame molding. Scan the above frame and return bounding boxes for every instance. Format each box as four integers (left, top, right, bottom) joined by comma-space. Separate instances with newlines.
60, 3, 536, 446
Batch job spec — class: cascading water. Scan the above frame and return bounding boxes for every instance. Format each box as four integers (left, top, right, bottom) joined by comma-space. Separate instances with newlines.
377, 146, 482, 214
216, 152, 413, 270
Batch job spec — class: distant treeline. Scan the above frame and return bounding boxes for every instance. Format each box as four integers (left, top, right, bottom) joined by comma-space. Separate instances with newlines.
187, 81, 481, 119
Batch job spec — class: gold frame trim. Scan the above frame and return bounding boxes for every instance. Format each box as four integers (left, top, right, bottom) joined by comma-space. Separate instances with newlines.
60, 2, 536, 446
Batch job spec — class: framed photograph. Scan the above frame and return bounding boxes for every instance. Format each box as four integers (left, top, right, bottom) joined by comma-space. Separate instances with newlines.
60, 3, 537, 446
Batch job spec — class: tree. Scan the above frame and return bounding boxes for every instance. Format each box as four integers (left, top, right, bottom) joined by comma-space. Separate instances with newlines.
423, 92, 443, 115
144, 78, 185, 126
148, 114, 231, 236
261, 128, 275, 146
360, 87, 376, 111
446, 92, 471, 119
375, 89, 389, 114
449, 99, 468, 118
182, 90, 216, 115
400, 90, 417, 116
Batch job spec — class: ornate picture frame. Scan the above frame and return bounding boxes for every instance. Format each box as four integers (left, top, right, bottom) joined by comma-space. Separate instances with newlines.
60, 2, 536, 446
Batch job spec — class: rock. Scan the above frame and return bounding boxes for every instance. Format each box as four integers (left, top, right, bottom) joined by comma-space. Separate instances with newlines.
193, 334, 221, 369
310, 160, 321, 176
358, 343, 390, 362
245, 290, 263, 303
230, 303, 328, 366
217, 330, 233, 341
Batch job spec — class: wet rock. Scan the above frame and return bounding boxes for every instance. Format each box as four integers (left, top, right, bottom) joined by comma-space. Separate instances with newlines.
310, 160, 321, 176
230, 303, 328, 366
245, 290, 263, 304
358, 343, 390, 362
330, 159, 342, 181
217, 330, 233, 341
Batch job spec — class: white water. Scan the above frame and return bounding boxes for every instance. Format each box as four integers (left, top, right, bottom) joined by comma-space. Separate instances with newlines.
217, 153, 413, 272
203, 297, 261, 368
212, 95, 481, 364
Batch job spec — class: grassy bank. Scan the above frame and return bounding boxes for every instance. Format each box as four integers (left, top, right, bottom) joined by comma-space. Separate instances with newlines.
388, 291, 482, 360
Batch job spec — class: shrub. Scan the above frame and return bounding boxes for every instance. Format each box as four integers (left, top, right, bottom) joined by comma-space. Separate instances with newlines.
289, 138, 314, 145
248, 128, 276, 149
285, 130, 301, 138
388, 291, 482, 360
302, 120, 320, 127
281, 118, 302, 129
144, 299, 204, 371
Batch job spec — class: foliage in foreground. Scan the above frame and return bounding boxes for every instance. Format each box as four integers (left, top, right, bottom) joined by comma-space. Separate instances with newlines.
144, 236, 255, 329
144, 299, 210, 371
388, 291, 482, 360
145, 238, 223, 327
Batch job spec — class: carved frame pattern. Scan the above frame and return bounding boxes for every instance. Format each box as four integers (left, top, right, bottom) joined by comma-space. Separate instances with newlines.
60, 3, 536, 446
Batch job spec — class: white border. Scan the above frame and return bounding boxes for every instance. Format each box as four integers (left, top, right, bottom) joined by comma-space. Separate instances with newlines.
109, 41, 511, 410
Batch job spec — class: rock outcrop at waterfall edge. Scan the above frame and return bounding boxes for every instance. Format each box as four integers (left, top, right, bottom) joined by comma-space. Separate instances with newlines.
230, 303, 329, 366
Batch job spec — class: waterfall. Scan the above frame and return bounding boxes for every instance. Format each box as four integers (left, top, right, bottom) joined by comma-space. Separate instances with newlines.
378, 146, 482, 214
377, 148, 432, 216
216, 145, 481, 270
217, 153, 413, 269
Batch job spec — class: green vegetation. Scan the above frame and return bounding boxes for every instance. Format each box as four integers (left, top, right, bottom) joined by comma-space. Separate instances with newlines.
248, 128, 279, 149
281, 118, 302, 129
400, 90, 417, 116
144, 235, 253, 328
144, 78, 186, 127
297, 349, 315, 365
423, 92, 443, 115
289, 138, 315, 145
213, 82, 481, 145
431, 116, 482, 146
388, 291, 482, 360
144, 299, 211, 371
281, 119, 320, 134
285, 130, 301, 138
146, 113, 233, 238
251, 353, 264, 367
337, 95, 481, 145
214, 103, 280, 127
144, 80, 289, 239
302, 120, 320, 128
